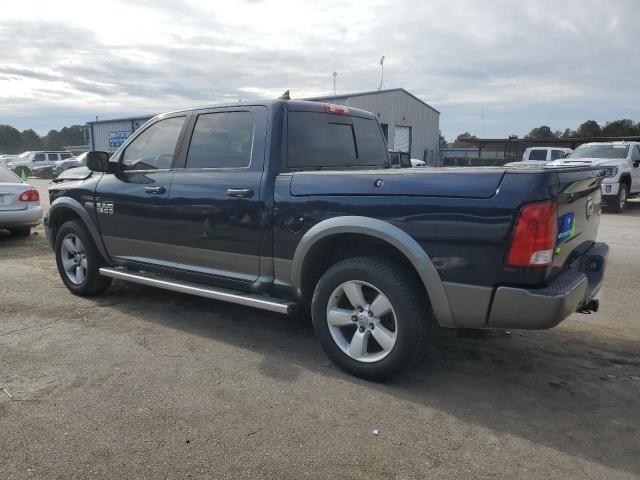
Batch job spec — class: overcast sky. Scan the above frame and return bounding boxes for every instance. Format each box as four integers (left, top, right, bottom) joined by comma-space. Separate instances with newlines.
1, 0, 639, 140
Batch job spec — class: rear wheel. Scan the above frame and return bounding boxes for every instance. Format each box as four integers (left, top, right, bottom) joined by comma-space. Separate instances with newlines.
9, 227, 31, 237
311, 256, 428, 381
55, 220, 112, 296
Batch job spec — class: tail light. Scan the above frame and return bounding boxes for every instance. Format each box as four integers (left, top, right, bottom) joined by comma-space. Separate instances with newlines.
506, 200, 557, 267
18, 189, 40, 202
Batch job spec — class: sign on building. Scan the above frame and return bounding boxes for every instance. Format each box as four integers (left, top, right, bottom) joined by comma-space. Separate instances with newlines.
109, 131, 130, 148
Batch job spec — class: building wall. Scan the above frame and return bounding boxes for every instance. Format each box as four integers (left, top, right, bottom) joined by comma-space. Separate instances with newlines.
326, 90, 440, 165
89, 117, 153, 152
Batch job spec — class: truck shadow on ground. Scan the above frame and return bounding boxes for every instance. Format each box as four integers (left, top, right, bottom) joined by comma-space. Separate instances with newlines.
97, 281, 640, 475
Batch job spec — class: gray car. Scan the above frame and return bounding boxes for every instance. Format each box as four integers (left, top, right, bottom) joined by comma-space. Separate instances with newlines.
0, 166, 43, 236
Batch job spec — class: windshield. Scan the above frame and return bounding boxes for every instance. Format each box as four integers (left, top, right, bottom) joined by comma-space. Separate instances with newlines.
568, 145, 629, 160
0, 166, 21, 183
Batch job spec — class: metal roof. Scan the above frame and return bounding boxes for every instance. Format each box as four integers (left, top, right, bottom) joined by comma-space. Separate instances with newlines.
305, 88, 440, 114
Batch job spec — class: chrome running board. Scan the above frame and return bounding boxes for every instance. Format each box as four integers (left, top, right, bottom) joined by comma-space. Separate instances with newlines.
99, 267, 294, 315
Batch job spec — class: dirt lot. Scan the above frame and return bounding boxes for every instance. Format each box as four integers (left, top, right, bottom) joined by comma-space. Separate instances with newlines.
1, 179, 639, 479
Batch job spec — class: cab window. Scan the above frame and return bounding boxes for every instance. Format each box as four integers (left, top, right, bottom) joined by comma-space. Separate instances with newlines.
121, 117, 185, 171
33, 153, 45, 162
550, 150, 565, 160
528, 149, 547, 161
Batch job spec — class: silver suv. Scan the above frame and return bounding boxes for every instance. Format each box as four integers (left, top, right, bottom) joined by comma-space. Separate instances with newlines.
7, 151, 74, 178
553, 142, 640, 212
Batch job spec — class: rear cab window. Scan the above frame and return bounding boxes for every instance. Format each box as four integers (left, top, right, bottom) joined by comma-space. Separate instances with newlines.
528, 149, 548, 161
287, 111, 388, 170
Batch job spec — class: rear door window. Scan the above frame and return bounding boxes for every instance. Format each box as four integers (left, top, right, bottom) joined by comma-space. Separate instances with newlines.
60, 153, 72, 160
185, 111, 254, 169
47, 153, 59, 161
550, 150, 565, 160
528, 149, 548, 161
288, 112, 387, 169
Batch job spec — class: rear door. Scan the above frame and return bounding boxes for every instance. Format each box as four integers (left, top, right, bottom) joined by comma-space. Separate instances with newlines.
167, 107, 267, 284
95, 114, 188, 267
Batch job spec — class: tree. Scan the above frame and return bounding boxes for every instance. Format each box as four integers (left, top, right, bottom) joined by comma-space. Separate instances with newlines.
525, 125, 556, 139
42, 130, 64, 150
561, 128, 577, 138
601, 119, 639, 137
20, 129, 42, 150
59, 125, 87, 146
576, 120, 601, 138
0, 125, 23, 154
439, 131, 447, 147
451, 132, 477, 147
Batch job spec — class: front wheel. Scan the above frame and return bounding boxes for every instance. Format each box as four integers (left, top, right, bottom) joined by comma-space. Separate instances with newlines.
311, 256, 428, 381
612, 183, 628, 213
55, 220, 112, 296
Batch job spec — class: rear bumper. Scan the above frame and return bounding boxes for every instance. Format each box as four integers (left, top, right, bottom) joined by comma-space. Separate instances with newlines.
0, 206, 43, 228
488, 242, 609, 329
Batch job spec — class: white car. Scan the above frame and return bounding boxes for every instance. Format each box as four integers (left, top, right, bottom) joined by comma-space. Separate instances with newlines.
522, 147, 573, 162
0, 166, 43, 236
552, 142, 640, 212
410, 158, 426, 167
6, 151, 74, 178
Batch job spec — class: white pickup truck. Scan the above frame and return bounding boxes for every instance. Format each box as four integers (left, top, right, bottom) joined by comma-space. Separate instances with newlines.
552, 141, 640, 212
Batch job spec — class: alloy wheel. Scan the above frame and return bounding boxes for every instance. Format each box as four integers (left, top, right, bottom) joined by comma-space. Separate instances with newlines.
60, 233, 88, 285
326, 280, 398, 363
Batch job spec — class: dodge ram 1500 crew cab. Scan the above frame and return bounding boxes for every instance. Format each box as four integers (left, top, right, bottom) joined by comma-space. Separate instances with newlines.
45, 98, 608, 380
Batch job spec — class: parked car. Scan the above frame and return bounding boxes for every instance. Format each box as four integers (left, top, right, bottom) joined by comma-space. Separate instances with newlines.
0, 166, 42, 236
45, 99, 608, 380
33, 152, 89, 179
7, 151, 74, 178
388, 150, 411, 168
0, 154, 19, 166
410, 158, 426, 167
522, 147, 572, 162
551, 141, 640, 212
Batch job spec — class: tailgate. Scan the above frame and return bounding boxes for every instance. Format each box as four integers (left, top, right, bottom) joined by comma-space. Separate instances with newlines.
553, 168, 605, 269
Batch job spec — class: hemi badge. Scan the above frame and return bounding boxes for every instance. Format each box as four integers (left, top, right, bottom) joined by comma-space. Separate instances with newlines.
84, 201, 94, 209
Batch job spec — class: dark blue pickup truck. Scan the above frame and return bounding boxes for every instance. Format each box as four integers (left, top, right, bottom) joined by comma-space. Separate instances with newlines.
45, 98, 608, 380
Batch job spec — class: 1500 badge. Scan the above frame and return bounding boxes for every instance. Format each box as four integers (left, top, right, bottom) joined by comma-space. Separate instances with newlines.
96, 202, 114, 215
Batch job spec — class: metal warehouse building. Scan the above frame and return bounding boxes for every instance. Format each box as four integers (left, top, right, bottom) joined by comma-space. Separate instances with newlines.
88, 115, 153, 153
87, 88, 440, 162
307, 88, 441, 165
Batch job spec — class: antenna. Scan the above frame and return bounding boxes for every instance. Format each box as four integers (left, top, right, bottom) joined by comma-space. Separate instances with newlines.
378, 56, 385, 91
332, 72, 337, 102
278, 90, 290, 100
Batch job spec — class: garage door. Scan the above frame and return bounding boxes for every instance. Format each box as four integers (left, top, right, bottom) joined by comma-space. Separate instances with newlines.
394, 126, 410, 152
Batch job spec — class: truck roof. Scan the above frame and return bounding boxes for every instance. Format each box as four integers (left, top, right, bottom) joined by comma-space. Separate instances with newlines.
156, 99, 378, 121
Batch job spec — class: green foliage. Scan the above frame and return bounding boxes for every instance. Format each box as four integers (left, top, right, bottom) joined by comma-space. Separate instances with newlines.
451, 132, 477, 147
0, 124, 87, 154
576, 120, 601, 137
525, 125, 556, 139
439, 131, 447, 147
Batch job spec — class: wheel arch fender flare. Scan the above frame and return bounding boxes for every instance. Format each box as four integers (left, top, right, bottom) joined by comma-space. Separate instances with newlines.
48, 197, 111, 264
291, 216, 455, 327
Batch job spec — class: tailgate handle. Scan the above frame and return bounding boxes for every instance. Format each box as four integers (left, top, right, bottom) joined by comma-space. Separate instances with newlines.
227, 188, 253, 198
144, 186, 166, 194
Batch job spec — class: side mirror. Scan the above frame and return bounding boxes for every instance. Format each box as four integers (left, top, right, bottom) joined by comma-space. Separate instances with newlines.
86, 151, 113, 172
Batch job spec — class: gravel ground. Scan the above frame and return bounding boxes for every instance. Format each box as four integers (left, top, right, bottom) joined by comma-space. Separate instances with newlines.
1, 180, 639, 479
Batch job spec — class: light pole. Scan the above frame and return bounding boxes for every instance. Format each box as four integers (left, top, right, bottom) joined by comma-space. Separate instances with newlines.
378, 56, 385, 91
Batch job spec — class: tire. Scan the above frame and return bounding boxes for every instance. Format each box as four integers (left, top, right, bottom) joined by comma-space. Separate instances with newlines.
611, 183, 628, 213
55, 219, 112, 296
16, 166, 31, 178
9, 227, 31, 237
311, 256, 428, 381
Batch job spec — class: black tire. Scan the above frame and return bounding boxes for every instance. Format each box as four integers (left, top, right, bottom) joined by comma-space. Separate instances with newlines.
311, 256, 429, 381
9, 226, 31, 237
611, 183, 628, 213
55, 219, 112, 296
16, 166, 31, 178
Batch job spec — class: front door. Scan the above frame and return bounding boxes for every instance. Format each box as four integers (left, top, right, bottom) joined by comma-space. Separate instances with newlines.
95, 115, 188, 267
167, 107, 267, 285
630, 144, 640, 193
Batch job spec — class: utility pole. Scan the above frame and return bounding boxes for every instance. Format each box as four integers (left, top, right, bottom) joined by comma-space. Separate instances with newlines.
378, 56, 385, 91
333, 72, 337, 103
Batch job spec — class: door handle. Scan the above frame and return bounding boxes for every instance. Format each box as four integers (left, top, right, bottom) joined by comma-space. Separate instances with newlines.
226, 188, 254, 198
144, 186, 166, 194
